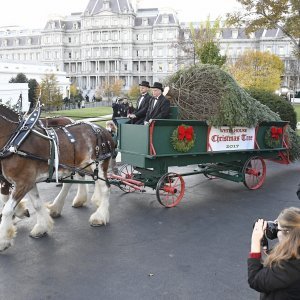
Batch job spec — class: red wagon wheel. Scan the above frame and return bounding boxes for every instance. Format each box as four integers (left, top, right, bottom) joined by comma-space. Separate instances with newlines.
117, 164, 139, 193
156, 172, 185, 207
242, 156, 266, 190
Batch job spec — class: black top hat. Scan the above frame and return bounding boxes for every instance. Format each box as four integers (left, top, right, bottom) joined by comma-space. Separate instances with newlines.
139, 81, 150, 88
151, 82, 164, 92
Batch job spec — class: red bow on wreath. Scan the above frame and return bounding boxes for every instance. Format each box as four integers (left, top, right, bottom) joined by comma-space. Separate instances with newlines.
178, 125, 194, 141
270, 126, 283, 140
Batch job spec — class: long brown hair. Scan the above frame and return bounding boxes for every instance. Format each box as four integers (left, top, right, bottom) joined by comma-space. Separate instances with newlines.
264, 207, 300, 267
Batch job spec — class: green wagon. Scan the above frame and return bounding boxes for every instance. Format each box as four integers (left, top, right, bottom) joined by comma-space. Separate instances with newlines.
112, 107, 290, 207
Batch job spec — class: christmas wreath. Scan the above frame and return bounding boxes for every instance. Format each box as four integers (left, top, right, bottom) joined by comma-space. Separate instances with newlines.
171, 124, 195, 152
264, 126, 283, 148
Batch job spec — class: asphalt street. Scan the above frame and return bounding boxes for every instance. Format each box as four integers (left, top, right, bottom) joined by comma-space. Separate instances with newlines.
0, 160, 300, 300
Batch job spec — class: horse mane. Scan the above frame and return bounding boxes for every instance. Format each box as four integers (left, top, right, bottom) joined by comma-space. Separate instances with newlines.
0, 104, 20, 122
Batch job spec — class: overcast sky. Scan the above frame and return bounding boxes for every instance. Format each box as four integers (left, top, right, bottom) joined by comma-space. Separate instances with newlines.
0, 0, 242, 29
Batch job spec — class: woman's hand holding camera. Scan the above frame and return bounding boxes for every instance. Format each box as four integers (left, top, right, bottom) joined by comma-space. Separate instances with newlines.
251, 219, 267, 253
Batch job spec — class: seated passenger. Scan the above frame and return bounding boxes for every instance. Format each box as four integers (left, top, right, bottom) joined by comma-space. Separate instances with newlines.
128, 81, 151, 125
144, 82, 170, 125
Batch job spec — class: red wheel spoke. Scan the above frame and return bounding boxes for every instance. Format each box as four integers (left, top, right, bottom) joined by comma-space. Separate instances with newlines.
156, 173, 185, 207
243, 157, 266, 190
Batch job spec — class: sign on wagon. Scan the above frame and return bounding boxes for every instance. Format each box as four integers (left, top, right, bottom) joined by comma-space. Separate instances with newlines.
208, 127, 255, 152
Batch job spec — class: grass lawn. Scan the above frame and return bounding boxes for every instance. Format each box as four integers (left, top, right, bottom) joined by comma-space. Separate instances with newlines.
42, 106, 112, 120
293, 104, 300, 122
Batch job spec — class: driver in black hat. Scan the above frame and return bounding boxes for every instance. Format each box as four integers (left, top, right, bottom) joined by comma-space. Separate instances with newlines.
144, 82, 170, 125
128, 80, 152, 124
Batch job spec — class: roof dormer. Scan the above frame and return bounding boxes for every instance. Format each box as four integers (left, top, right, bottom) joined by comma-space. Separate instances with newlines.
162, 14, 169, 24
103, 0, 111, 11
232, 29, 238, 38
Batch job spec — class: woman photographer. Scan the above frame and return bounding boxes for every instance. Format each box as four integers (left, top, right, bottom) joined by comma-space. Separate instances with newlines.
248, 207, 300, 299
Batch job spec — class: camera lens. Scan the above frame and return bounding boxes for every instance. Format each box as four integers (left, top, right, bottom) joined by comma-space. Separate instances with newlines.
265, 221, 278, 240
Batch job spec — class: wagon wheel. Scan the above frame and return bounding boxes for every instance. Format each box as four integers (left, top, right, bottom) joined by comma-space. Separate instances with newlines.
117, 164, 139, 193
156, 172, 185, 208
242, 156, 266, 190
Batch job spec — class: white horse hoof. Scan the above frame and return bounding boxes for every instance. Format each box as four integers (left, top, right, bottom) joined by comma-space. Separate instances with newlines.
0, 239, 13, 252
72, 202, 85, 208
49, 211, 61, 218
29, 231, 47, 239
90, 222, 104, 227
47, 203, 61, 218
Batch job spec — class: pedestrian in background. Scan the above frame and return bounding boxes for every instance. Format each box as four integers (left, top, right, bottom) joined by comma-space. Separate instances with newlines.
127, 101, 134, 115
112, 97, 122, 125
120, 97, 129, 117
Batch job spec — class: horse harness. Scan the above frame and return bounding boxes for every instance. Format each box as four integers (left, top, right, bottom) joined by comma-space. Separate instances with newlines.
0, 105, 113, 184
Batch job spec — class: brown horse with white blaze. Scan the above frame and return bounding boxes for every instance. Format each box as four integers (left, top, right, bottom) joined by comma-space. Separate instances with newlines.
0, 104, 114, 252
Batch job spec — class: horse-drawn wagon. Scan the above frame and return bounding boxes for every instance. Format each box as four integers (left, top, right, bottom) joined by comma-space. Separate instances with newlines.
111, 107, 290, 207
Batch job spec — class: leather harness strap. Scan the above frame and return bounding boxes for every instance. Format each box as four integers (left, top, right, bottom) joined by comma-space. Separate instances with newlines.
0, 105, 41, 158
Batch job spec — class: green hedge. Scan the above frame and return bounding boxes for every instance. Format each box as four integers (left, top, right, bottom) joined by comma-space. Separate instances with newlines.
246, 89, 297, 130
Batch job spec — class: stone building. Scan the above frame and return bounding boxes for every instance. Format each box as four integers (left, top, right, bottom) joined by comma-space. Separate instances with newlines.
0, 0, 298, 99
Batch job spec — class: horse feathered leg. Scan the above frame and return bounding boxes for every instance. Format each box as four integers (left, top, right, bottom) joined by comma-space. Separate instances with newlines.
89, 179, 110, 226
0, 198, 17, 251
27, 185, 53, 238
0, 181, 30, 219
72, 174, 89, 208
89, 160, 110, 226
47, 183, 72, 218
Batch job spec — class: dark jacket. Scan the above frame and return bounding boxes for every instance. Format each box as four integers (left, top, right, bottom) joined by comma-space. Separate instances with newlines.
248, 257, 300, 300
133, 93, 151, 124
120, 102, 129, 117
112, 102, 121, 119
144, 94, 170, 122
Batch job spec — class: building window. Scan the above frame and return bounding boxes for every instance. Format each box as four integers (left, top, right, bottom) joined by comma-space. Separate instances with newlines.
279, 46, 285, 55
124, 64, 127, 71
142, 18, 148, 26
69, 37, 72, 43
162, 14, 169, 24
69, 52, 72, 58
266, 46, 272, 53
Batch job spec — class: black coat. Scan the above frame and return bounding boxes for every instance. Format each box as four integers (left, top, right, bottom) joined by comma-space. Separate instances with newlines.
133, 93, 151, 124
145, 94, 170, 122
112, 102, 121, 119
248, 257, 300, 300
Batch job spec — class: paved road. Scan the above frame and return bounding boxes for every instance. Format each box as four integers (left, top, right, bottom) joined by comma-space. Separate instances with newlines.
0, 161, 299, 300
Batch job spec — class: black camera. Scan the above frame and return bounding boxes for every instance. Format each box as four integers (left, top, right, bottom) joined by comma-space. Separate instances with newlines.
253, 220, 278, 240
265, 221, 278, 240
